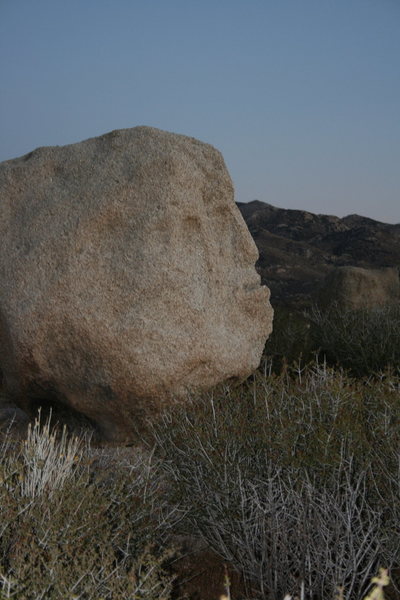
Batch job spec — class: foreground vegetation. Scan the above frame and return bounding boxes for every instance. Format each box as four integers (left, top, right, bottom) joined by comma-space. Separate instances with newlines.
0, 359, 399, 599
150, 361, 400, 599
0, 414, 176, 600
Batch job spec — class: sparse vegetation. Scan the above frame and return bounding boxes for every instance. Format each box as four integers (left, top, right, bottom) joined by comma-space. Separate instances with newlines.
150, 362, 400, 599
265, 303, 400, 376
309, 303, 400, 376
0, 362, 399, 598
262, 306, 314, 370
0, 414, 176, 600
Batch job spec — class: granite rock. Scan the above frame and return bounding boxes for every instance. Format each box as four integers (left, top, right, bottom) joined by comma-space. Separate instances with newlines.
0, 127, 273, 442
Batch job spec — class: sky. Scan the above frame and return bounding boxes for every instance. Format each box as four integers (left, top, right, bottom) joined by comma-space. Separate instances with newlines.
0, 0, 399, 224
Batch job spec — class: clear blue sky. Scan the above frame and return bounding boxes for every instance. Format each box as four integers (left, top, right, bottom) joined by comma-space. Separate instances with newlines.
1, 0, 399, 223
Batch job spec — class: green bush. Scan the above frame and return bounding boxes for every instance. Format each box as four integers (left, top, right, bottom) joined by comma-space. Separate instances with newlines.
263, 306, 314, 370
0, 414, 175, 600
264, 302, 400, 377
151, 364, 400, 600
309, 303, 400, 376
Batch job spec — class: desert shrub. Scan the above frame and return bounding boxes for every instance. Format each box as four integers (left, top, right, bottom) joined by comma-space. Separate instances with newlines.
309, 303, 400, 376
151, 364, 400, 599
0, 414, 175, 600
263, 306, 314, 370
263, 303, 400, 377
17, 409, 84, 498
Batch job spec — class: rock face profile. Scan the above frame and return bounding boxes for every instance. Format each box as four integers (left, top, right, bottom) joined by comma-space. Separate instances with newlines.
0, 127, 273, 442
317, 266, 400, 311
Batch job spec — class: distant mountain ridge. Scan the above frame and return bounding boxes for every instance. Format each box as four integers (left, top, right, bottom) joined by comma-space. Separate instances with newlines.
237, 200, 400, 309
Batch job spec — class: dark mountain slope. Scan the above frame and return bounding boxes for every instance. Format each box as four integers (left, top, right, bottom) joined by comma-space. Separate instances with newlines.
237, 200, 400, 309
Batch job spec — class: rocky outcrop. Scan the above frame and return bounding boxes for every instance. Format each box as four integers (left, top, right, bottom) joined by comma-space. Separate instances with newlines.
318, 266, 400, 310
0, 127, 273, 443
238, 200, 400, 309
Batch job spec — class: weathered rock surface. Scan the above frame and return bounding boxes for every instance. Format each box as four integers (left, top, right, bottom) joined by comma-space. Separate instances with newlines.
238, 200, 400, 309
0, 127, 273, 443
318, 266, 400, 311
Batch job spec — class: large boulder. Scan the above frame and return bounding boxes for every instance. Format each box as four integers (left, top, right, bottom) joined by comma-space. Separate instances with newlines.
0, 127, 273, 443
317, 266, 400, 311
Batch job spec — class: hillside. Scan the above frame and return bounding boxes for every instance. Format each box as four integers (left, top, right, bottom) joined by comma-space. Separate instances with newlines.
237, 200, 400, 309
